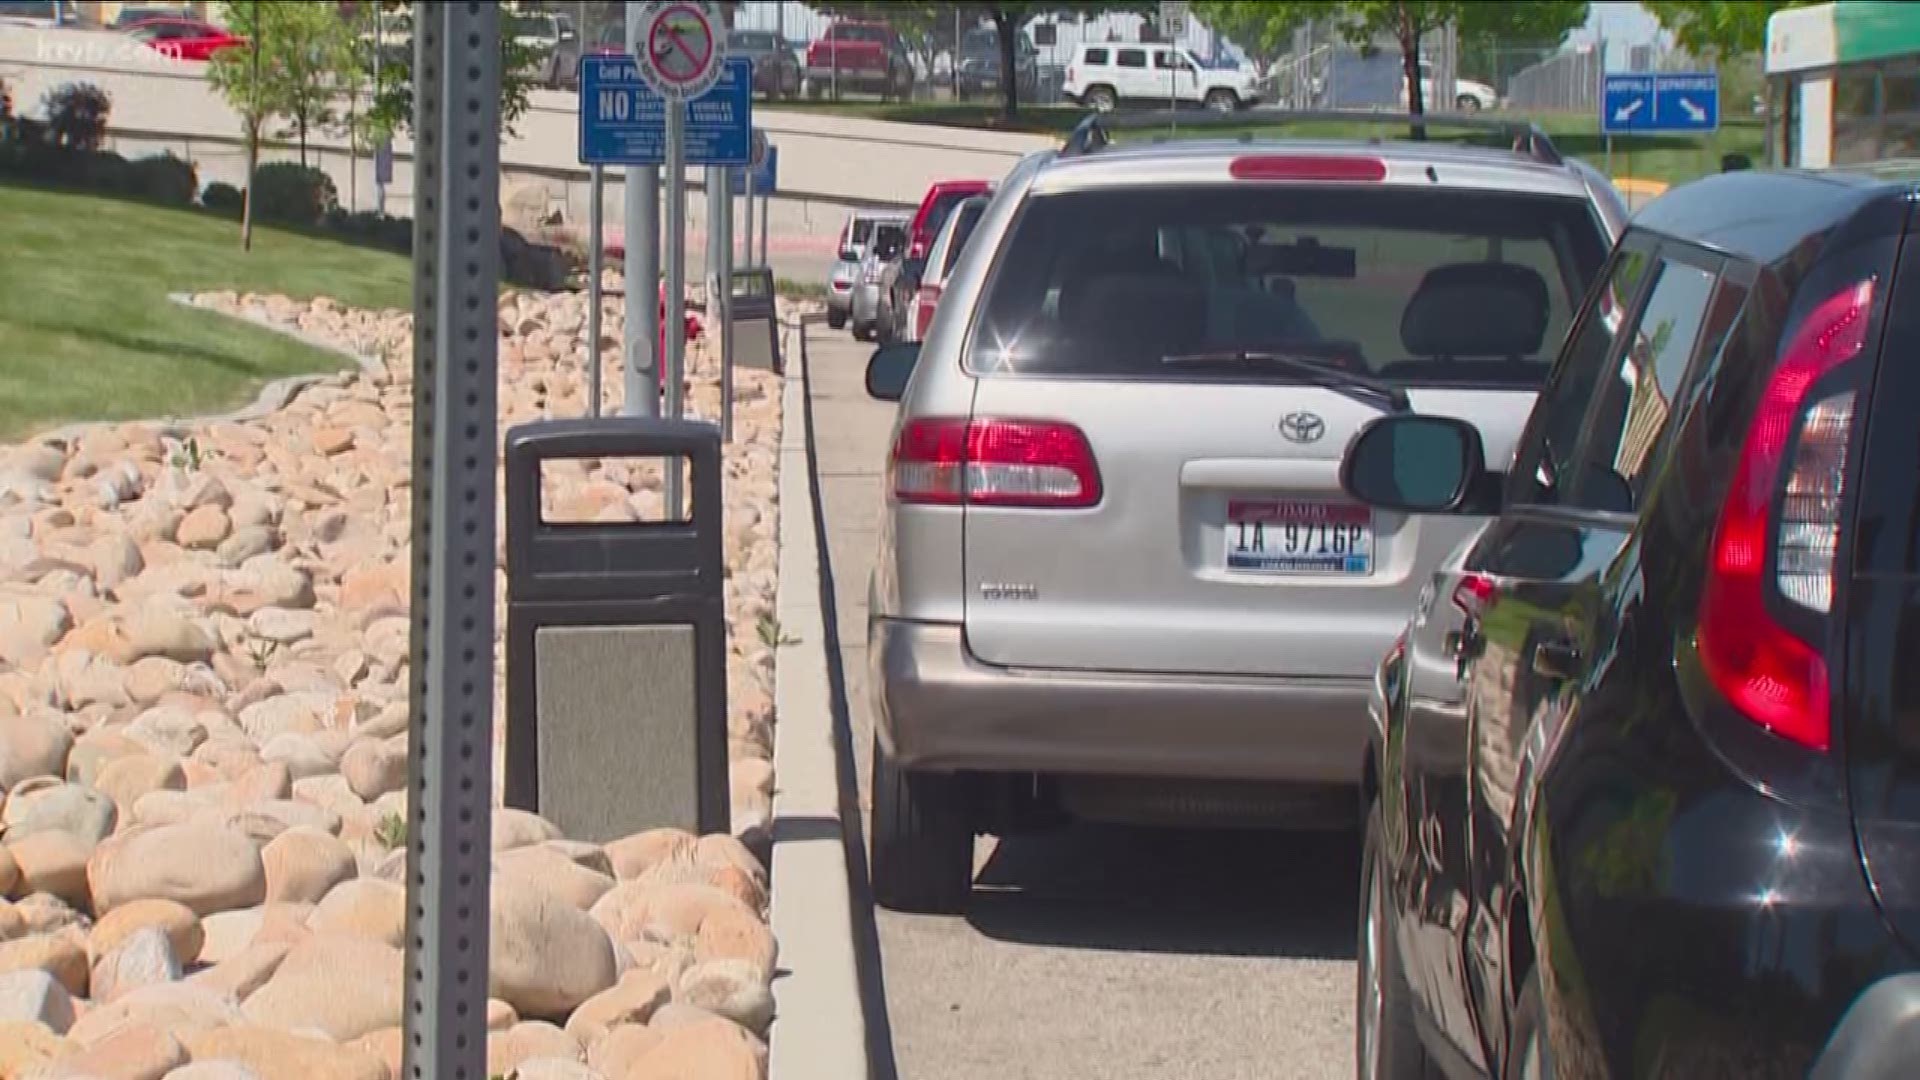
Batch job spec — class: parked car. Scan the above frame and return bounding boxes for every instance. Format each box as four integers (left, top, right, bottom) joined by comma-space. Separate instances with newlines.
729, 28, 801, 100
507, 10, 574, 56
905, 178, 991, 262
858, 110, 1628, 913
125, 18, 247, 63
849, 221, 907, 342
955, 24, 1037, 102
827, 209, 909, 331
1348, 165, 1920, 1079
901, 192, 991, 343
544, 21, 625, 90
1398, 60, 1501, 111
805, 20, 914, 101
1063, 41, 1262, 113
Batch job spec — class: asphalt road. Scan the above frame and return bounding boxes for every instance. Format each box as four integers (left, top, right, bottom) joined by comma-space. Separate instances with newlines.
801, 327, 1359, 1080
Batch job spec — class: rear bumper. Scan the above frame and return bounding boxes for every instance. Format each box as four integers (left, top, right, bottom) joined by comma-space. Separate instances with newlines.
871, 618, 1370, 783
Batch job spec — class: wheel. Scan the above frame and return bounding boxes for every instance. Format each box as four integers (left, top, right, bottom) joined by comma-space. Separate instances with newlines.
1506, 969, 1553, 1079
1085, 85, 1117, 112
1456, 93, 1482, 112
827, 308, 847, 330
1358, 801, 1442, 1080
1205, 88, 1239, 113
870, 735, 974, 914
851, 320, 873, 342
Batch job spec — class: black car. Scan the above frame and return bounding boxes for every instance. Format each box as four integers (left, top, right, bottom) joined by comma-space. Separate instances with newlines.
729, 28, 801, 100
1344, 166, 1920, 1078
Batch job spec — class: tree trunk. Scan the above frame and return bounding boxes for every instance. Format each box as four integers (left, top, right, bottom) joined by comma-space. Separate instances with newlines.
1399, 4, 1426, 140
994, 10, 1017, 123
241, 119, 258, 252
298, 114, 308, 167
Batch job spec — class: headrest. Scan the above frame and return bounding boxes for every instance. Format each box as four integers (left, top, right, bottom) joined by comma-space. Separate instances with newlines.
1400, 262, 1550, 358
1061, 273, 1207, 357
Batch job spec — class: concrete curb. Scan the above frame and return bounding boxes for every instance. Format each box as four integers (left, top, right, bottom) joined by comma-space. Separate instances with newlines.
767, 329, 872, 1079
24, 295, 385, 450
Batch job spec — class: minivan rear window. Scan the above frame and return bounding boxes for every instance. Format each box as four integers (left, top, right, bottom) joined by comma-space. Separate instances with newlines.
967, 184, 1609, 389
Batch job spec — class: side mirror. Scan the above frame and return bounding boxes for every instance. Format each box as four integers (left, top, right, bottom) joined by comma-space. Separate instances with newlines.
866, 343, 921, 402
1340, 415, 1486, 513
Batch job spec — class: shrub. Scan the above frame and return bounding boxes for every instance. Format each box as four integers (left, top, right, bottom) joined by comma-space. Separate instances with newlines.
322, 207, 413, 254
41, 82, 111, 152
74, 150, 131, 192
125, 153, 197, 205
250, 161, 337, 226
201, 181, 244, 217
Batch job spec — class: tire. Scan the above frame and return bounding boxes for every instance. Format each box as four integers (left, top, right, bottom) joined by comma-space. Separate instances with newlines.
1358, 802, 1442, 1080
1506, 969, 1553, 1080
1456, 93, 1482, 112
870, 736, 974, 914
827, 308, 847, 330
1085, 85, 1117, 112
851, 321, 873, 342
1205, 88, 1239, 113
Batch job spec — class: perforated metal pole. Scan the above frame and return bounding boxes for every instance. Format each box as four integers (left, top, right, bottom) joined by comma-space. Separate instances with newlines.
741, 161, 755, 268
401, 4, 497, 1079
587, 164, 604, 416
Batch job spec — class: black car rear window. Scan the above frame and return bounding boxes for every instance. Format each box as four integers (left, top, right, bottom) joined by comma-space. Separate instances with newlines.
967, 184, 1609, 388
941, 204, 986, 277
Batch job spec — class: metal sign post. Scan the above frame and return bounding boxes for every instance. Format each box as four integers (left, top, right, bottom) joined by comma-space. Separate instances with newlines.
634, 0, 730, 514
625, 5, 660, 419
586, 164, 603, 416
401, 3, 498, 1078
715, 165, 733, 443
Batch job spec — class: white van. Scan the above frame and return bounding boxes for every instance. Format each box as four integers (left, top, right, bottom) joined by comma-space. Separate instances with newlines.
1063, 42, 1261, 113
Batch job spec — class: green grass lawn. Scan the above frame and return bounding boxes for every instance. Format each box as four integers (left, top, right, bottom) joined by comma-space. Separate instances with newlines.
0, 183, 412, 441
767, 100, 1764, 188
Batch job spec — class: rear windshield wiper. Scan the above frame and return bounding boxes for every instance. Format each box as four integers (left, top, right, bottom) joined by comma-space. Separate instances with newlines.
1161, 350, 1412, 413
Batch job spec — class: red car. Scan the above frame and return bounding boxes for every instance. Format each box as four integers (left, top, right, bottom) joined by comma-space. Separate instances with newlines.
126, 18, 247, 62
905, 179, 992, 262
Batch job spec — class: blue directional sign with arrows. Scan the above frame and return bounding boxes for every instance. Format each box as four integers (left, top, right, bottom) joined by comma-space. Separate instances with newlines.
1601, 71, 1719, 135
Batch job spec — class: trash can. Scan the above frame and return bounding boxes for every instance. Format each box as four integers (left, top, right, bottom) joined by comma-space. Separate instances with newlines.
501, 417, 730, 841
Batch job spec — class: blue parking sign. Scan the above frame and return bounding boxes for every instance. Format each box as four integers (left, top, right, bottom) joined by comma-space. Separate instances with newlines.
578, 55, 753, 166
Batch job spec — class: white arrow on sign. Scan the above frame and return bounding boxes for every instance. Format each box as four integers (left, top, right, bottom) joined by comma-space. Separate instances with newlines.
1613, 98, 1644, 124
1678, 97, 1706, 123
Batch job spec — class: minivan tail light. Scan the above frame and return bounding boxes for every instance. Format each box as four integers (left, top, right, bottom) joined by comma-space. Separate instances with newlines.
1698, 278, 1874, 752
1452, 573, 1496, 619
914, 283, 942, 338
1229, 155, 1387, 182
890, 418, 1102, 508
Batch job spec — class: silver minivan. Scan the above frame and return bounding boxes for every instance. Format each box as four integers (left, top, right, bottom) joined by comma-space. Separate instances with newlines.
861, 113, 1629, 913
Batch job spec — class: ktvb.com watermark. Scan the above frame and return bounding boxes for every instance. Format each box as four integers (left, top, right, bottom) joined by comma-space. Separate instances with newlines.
18, 29, 202, 69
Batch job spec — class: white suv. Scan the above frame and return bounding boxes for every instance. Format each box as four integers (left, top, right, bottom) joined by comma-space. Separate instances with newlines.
1064, 43, 1260, 113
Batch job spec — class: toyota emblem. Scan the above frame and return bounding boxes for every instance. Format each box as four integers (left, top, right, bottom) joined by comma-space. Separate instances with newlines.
1279, 411, 1326, 444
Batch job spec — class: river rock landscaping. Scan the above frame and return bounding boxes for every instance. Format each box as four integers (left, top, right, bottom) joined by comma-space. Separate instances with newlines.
0, 284, 795, 1079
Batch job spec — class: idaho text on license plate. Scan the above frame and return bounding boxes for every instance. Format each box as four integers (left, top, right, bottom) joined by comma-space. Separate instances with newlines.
1226, 500, 1374, 575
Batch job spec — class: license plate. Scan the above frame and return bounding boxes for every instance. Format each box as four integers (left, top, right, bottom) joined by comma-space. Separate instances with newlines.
1226, 500, 1374, 575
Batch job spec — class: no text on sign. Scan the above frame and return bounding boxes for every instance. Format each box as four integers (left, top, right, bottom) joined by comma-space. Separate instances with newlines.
634, 0, 728, 100
1601, 71, 1719, 134
579, 55, 754, 166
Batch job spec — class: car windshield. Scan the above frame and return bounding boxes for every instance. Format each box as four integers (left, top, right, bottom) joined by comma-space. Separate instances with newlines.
967, 183, 1608, 389
831, 24, 886, 44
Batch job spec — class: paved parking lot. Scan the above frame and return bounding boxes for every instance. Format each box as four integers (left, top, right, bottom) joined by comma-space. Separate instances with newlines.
802, 327, 1358, 1080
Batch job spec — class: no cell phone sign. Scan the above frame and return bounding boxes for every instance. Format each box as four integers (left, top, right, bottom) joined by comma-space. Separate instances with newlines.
633, 0, 729, 100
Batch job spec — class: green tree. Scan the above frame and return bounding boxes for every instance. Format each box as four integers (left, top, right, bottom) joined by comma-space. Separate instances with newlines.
1195, 1, 1587, 114
1643, 0, 1816, 60
360, 1, 542, 143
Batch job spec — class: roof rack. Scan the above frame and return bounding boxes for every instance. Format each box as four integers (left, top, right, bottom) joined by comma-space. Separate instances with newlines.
1058, 108, 1563, 167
